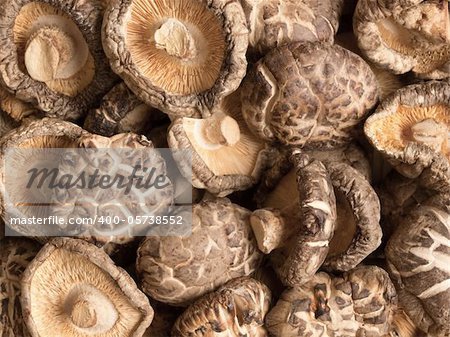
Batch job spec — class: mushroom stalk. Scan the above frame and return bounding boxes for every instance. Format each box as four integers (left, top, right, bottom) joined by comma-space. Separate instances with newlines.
250, 209, 296, 254
197, 112, 241, 147
410, 118, 448, 153
154, 19, 199, 60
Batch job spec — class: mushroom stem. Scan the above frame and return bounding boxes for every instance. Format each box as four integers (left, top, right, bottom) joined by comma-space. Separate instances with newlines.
199, 112, 241, 147
64, 284, 118, 334
154, 19, 198, 60
410, 118, 448, 153
250, 209, 295, 254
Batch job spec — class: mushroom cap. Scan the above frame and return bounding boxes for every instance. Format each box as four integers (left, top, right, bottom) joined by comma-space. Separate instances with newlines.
386, 194, 450, 335
1, 238, 40, 337
265, 265, 398, 337
241, 0, 339, 57
136, 198, 263, 306
364, 80, 450, 180
241, 42, 378, 148
102, 0, 248, 117
354, 0, 450, 79
84, 82, 167, 137
0, 118, 86, 237
0, 0, 117, 120
21, 237, 154, 337
172, 277, 271, 337
167, 90, 270, 197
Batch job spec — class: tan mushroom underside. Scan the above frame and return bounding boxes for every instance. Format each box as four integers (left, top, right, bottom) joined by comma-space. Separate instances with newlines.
126, 0, 226, 95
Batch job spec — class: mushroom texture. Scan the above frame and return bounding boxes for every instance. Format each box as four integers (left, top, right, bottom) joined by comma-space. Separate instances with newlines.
240, 0, 340, 57
137, 198, 263, 306
0, 110, 19, 140
386, 193, 450, 336
0, 0, 117, 120
102, 0, 248, 117
21, 237, 154, 337
354, 0, 450, 79
0, 118, 86, 237
365, 80, 450, 182
265, 265, 400, 337
0, 238, 40, 337
0, 86, 38, 121
84, 82, 167, 137
241, 42, 378, 148
172, 277, 271, 337
168, 89, 270, 197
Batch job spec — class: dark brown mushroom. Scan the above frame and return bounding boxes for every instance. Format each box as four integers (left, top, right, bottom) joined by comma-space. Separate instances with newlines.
102, 0, 248, 117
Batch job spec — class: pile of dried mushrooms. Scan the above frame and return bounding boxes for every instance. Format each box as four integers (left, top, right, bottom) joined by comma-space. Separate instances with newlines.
1, 0, 449, 336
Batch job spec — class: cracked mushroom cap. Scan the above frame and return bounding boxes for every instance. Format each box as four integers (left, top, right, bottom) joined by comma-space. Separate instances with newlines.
102, 0, 248, 117
241, 42, 378, 148
168, 90, 270, 197
0, 0, 117, 120
354, 0, 450, 79
137, 198, 263, 306
240, 0, 340, 57
84, 82, 167, 137
0, 118, 86, 236
21, 237, 154, 337
172, 277, 271, 337
386, 193, 450, 336
0, 238, 40, 337
265, 265, 398, 337
251, 151, 337, 286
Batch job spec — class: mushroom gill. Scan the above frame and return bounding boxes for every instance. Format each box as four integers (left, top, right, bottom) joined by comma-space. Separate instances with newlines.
14, 2, 95, 96
126, 0, 226, 94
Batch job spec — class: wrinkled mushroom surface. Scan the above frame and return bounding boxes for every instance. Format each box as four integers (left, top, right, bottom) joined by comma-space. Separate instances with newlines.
241, 0, 340, 57
354, 0, 450, 79
137, 198, 262, 306
266, 265, 398, 337
103, 0, 248, 117
0, 0, 117, 120
172, 277, 271, 337
21, 237, 153, 337
241, 42, 378, 148
0, 238, 40, 337
84, 82, 167, 137
0, 86, 39, 121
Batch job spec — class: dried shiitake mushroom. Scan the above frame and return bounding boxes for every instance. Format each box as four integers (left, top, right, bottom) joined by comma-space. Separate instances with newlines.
84, 82, 167, 137
386, 193, 450, 336
172, 277, 271, 337
265, 265, 400, 337
251, 150, 337, 286
0, 86, 38, 121
0, 0, 117, 120
0, 238, 40, 337
0, 118, 86, 236
365, 81, 450, 182
103, 0, 248, 117
0, 110, 19, 140
137, 198, 262, 306
240, 0, 340, 57
168, 90, 270, 197
354, 0, 450, 79
21, 237, 154, 337
241, 42, 378, 148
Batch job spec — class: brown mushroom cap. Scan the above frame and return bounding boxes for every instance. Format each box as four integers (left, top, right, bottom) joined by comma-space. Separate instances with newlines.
168, 90, 270, 197
172, 277, 271, 337
21, 237, 153, 337
386, 193, 450, 336
354, 0, 450, 79
241, 0, 339, 57
84, 82, 167, 137
265, 265, 398, 337
241, 42, 378, 148
1, 238, 40, 337
0, 0, 117, 120
102, 0, 248, 117
136, 198, 262, 306
365, 80, 450, 181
